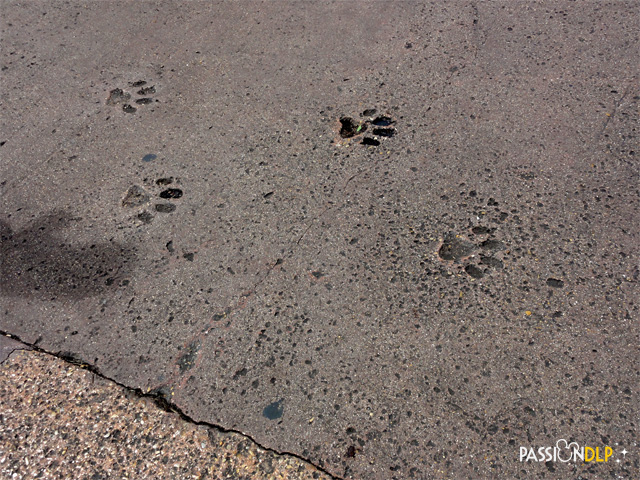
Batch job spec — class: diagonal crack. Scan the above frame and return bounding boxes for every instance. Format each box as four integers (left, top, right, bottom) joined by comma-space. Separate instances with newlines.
0, 330, 343, 480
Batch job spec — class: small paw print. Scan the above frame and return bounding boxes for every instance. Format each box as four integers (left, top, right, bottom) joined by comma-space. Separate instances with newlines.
335, 108, 397, 147
107, 80, 158, 114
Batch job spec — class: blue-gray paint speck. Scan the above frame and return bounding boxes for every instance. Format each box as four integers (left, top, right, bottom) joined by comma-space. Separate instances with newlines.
142, 154, 157, 162
262, 399, 283, 420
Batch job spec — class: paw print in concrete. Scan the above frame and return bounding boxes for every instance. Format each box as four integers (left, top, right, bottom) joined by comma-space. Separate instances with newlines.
437, 231, 506, 280
106, 80, 157, 114
121, 175, 184, 224
335, 108, 397, 147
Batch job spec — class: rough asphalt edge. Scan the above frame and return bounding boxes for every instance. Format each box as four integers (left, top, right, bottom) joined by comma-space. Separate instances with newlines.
0, 330, 342, 480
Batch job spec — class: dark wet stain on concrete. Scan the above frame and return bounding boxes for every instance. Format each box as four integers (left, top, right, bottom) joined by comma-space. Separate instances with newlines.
371, 127, 396, 137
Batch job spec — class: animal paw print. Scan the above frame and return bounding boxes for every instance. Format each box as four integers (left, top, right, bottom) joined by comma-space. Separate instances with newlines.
437, 231, 506, 280
121, 176, 184, 224
336, 108, 397, 147
107, 80, 157, 114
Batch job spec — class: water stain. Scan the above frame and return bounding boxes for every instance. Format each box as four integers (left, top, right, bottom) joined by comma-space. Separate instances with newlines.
142, 154, 157, 163
262, 399, 284, 420
0, 212, 137, 300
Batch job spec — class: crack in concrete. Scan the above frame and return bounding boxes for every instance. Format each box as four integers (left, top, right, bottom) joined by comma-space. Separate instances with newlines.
0, 330, 343, 480
596, 86, 630, 141
163, 156, 382, 392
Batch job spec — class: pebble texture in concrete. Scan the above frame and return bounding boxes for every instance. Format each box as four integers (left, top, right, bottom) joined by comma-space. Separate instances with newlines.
0, 349, 331, 480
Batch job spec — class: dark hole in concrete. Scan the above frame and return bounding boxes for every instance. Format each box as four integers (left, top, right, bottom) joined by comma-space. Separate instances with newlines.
361, 137, 380, 146
135, 98, 153, 105
371, 115, 395, 126
130, 80, 147, 87
480, 256, 503, 269
263, 191, 274, 199
438, 235, 475, 262
465, 264, 484, 279
372, 127, 395, 137
471, 226, 491, 235
122, 104, 136, 114
362, 108, 377, 117
156, 177, 173, 186
159, 188, 183, 199
155, 204, 176, 213
137, 86, 156, 95
480, 239, 505, 251
546, 278, 564, 288
339, 117, 364, 138
137, 211, 154, 224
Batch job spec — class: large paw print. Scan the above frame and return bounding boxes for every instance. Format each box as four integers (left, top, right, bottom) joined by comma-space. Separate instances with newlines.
122, 176, 184, 224
336, 108, 397, 147
106, 80, 157, 114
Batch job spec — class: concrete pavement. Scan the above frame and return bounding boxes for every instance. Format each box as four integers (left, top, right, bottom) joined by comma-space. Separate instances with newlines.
1, 1, 638, 478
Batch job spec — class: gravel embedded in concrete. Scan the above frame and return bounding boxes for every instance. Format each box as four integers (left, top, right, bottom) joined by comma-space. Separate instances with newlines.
0, 349, 331, 480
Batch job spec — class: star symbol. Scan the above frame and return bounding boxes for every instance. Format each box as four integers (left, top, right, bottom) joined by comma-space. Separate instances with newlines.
620, 448, 628, 458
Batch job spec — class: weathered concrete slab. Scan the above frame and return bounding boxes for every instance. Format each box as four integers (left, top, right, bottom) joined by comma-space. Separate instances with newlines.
1, 2, 638, 478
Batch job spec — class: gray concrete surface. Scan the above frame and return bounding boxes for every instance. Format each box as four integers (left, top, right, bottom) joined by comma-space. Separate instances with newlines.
1, 1, 638, 478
